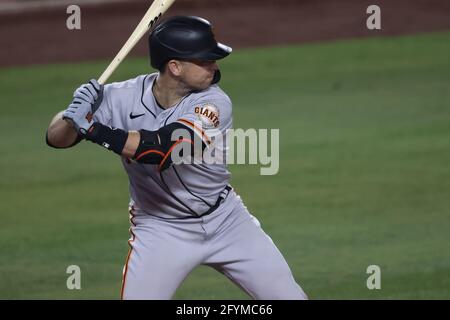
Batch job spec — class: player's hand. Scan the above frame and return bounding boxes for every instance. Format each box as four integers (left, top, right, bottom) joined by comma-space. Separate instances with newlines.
73, 79, 104, 113
62, 96, 95, 135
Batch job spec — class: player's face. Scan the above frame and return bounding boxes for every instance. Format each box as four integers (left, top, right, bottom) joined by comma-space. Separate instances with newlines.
179, 59, 219, 90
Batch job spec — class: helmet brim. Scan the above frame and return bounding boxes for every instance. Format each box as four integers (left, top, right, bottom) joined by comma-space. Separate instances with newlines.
193, 42, 233, 61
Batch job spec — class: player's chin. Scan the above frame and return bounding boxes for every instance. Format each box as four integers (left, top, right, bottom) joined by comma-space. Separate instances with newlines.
191, 79, 212, 91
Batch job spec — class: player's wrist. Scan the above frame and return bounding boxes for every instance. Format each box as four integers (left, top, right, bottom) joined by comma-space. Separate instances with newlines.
84, 122, 129, 155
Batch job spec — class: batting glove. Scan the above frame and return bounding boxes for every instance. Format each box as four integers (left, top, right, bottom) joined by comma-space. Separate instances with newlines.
62, 97, 95, 135
73, 79, 104, 113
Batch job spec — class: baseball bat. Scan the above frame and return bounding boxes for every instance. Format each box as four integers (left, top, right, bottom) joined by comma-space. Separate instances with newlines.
97, 0, 176, 85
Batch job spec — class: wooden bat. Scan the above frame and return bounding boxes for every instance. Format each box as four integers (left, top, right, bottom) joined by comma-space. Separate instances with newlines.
97, 0, 176, 85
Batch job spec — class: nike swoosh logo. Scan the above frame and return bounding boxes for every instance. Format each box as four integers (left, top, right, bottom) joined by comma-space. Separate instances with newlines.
129, 112, 145, 119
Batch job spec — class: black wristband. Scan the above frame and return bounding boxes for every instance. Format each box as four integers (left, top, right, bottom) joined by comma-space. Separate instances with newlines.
84, 122, 128, 155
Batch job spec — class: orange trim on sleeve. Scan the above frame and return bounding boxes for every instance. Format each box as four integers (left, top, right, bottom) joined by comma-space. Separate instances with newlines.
177, 118, 211, 145
135, 149, 166, 161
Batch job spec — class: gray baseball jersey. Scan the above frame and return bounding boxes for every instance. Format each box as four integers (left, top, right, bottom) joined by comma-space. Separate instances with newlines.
94, 73, 232, 219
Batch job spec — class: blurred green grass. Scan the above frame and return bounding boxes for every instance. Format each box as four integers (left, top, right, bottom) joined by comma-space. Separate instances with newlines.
0, 31, 449, 299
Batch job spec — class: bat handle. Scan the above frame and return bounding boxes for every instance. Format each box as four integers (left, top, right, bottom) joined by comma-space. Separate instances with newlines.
97, 74, 108, 86
98, 57, 121, 85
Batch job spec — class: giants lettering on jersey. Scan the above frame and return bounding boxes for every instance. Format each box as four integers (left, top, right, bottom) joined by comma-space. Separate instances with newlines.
194, 103, 220, 129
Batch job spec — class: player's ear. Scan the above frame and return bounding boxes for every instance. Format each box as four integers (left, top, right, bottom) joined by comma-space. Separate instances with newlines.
167, 59, 183, 77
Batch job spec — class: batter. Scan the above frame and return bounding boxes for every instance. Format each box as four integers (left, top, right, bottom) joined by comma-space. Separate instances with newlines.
46, 16, 307, 300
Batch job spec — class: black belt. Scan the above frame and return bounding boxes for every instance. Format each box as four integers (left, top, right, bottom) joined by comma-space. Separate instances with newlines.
199, 185, 232, 217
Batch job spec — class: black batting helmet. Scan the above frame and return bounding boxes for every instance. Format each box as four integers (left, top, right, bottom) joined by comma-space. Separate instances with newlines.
148, 16, 232, 70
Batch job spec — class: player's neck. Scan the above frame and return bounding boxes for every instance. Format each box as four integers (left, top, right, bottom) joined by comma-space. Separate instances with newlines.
153, 73, 190, 109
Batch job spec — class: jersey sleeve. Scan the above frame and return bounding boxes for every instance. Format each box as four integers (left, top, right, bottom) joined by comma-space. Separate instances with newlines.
176, 93, 232, 147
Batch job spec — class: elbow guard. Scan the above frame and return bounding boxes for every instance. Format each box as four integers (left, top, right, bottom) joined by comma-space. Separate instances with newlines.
133, 122, 205, 170
133, 130, 166, 164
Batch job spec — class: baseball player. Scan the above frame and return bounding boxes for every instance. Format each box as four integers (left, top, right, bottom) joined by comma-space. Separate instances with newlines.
46, 16, 307, 300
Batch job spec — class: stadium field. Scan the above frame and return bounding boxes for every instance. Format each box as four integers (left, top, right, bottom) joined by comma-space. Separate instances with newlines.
0, 31, 449, 299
